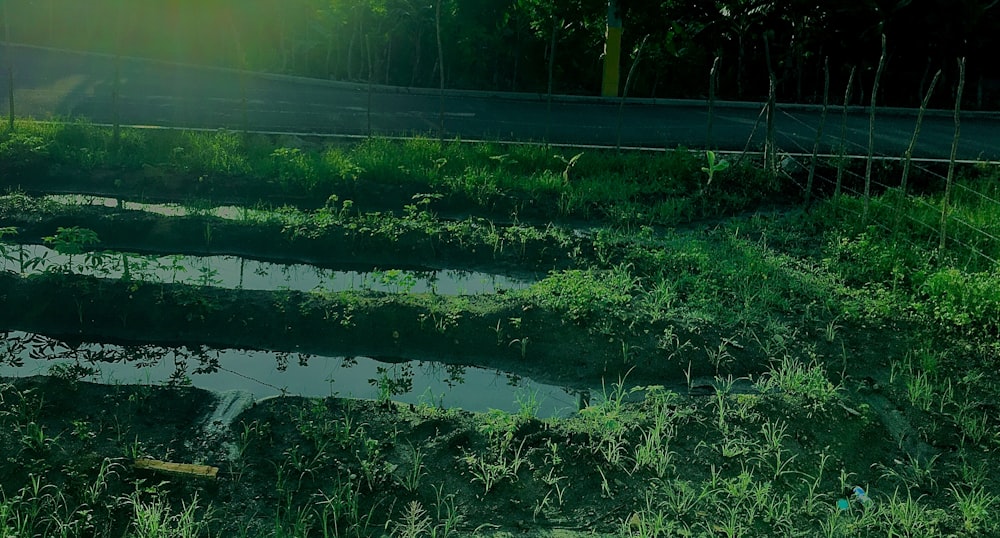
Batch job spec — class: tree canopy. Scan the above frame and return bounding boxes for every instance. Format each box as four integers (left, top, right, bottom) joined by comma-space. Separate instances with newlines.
4, 0, 999, 108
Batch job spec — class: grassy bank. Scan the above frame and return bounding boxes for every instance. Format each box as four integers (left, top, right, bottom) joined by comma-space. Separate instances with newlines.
1, 119, 999, 536
1, 120, 792, 226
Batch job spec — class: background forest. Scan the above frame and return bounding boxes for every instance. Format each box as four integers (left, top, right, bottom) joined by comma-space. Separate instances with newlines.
3, 0, 1000, 108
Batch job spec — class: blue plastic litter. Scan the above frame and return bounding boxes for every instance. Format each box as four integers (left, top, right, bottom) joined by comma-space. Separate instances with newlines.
852, 486, 873, 507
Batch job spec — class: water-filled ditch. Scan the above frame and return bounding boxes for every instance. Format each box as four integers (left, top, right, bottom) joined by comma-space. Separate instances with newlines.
1, 331, 583, 417
46, 194, 294, 221
1, 244, 532, 294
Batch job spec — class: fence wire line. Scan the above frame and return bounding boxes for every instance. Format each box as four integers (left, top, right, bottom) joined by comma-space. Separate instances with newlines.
847, 169, 999, 234
776, 105, 994, 170
776, 108, 870, 155
949, 215, 1000, 243
953, 182, 1000, 207
906, 163, 1000, 207
774, 120, 1000, 209
856, 194, 996, 264
940, 234, 999, 264
862, 195, 994, 262
774, 131, 999, 248
743, 110, 998, 218
785, 153, 999, 265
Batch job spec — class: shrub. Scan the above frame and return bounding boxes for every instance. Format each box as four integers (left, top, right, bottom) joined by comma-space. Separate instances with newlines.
0, 133, 49, 173
919, 268, 1000, 336
523, 266, 636, 324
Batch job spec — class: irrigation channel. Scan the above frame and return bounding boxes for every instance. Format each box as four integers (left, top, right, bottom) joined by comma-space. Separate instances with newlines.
0, 217, 573, 416
3, 244, 532, 294
1, 331, 581, 417
45, 194, 341, 220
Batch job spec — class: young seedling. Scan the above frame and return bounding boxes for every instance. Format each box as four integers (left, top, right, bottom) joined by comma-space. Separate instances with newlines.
509, 337, 529, 360
701, 150, 730, 186
554, 152, 584, 184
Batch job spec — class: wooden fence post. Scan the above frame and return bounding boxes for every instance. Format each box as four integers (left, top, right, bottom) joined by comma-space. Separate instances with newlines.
834, 66, 857, 212
706, 56, 720, 150
895, 69, 941, 231
863, 34, 887, 223
940, 58, 966, 251
805, 58, 829, 210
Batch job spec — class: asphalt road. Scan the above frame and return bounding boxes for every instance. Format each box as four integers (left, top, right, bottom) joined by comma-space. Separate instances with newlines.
2, 44, 998, 161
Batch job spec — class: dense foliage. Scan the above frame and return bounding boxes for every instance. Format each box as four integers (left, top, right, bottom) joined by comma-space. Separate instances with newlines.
3, 0, 999, 107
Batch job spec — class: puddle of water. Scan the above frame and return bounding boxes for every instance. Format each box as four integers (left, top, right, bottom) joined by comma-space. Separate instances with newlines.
43, 195, 601, 239
0, 332, 581, 418
1, 244, 530, 294
46, 194, 257, 220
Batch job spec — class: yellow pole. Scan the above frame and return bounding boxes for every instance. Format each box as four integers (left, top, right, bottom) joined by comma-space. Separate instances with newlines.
602, 0, 623, 97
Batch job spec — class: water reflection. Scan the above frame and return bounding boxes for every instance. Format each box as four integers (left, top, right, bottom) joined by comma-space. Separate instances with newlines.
0, 331, 580, 417
2, 244, 532, 294
46, 194, 303, 220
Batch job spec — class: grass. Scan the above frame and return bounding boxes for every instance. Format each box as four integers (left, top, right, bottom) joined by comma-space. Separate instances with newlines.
2, 117, 1000, 535
0, 119, 787, 226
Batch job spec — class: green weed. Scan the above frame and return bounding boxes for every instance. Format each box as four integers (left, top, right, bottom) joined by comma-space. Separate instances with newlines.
755, 356, 840, 408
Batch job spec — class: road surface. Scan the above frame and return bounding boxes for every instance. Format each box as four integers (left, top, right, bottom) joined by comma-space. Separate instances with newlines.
2, 44, 998, 161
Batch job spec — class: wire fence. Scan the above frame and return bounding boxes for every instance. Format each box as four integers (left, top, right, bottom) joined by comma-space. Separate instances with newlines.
766, 101, 1000, 272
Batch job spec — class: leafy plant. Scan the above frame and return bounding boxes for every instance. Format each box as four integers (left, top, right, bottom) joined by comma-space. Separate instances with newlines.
701, 150, 730, 186
554, 152, 583, 183
461, 437, 526, 495
42, 226, 100, 272
373, 269, 418, 293
523, 265, 636, 326
0, 226, 17, 272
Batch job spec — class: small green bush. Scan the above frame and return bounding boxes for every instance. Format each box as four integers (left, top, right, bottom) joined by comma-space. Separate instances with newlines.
0, 133, 49, 172
524, 266, 636, 324
184, 130, 252, 176
920, 268, 1000, 335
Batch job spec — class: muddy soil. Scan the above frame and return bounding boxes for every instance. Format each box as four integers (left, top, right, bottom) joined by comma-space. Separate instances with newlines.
2, 161, 993, 536
0, 373, 914, 536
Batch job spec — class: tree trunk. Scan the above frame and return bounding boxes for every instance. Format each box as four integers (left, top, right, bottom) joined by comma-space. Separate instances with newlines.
4, 0, 13, 131
435, 0, 445, 140
763, 34, 777, 177
897, 68, 941, 230
279, 7, 289, 72
618, 35, 649, 153
410, 30, 422, 86
48, 0, 55, 42
977, 72, 983, 109
325, 33, 334, 77
365, 25, 372, 82
511, 22, 520, 91
347, 23, 356, 79
384, 34, 392, 85
834, 66, 857, 211
113, 0, 124, 149
546, 17, 560, 140
707, 56, 719, 149
737, 33, 745, 99
548, 17, 559, 98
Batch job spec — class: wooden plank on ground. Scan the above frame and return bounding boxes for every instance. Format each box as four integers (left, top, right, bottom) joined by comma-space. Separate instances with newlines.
133, 458, 219, 479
